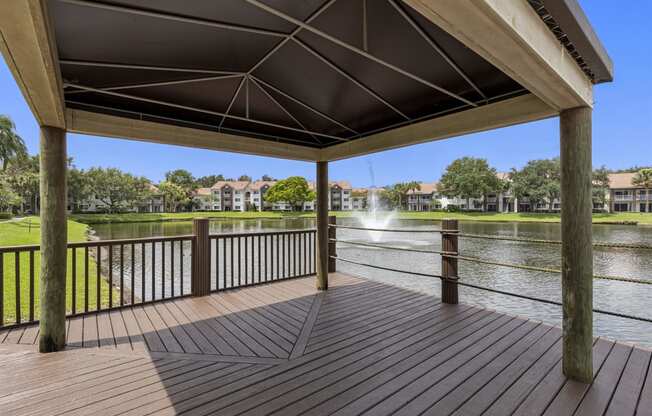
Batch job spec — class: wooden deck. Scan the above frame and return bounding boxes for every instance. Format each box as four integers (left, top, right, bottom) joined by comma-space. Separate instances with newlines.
1, 273, 650, 415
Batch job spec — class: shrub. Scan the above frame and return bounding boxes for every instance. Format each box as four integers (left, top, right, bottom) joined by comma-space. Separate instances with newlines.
0, 212, 13, 220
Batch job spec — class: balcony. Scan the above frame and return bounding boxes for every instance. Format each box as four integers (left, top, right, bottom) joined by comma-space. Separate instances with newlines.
614, 195, 633, 201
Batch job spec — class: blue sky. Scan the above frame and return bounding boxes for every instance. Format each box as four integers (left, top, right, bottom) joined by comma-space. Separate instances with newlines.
1, 0, 650, 188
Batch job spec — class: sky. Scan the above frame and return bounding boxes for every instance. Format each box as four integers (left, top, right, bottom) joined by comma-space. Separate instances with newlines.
1, 1, 650, 188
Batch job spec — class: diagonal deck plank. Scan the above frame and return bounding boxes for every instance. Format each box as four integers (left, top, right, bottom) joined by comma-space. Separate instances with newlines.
0, 273, 648, 416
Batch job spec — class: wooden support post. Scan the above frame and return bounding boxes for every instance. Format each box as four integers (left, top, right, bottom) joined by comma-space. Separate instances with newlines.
38, 126, 67, 352
441, 219, 459, 304
560, 106, 593, 383
191, 218, 210, 296
316, 161, 329, 290
328, 215, 336, 273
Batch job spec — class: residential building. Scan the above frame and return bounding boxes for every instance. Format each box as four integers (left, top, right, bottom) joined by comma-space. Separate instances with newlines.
407, 183, 437, 211
351, 188, 368, 210
609, 173, 651, 212
192, 187, 213, 211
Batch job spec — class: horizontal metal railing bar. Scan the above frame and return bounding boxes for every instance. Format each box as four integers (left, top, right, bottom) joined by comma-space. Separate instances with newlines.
330, 238, 454, 256
456, 232, 652, 250
331, 255, 652, 324
209, 229, 316, 239
448, 254, 652, 285
330, 224, 443, 233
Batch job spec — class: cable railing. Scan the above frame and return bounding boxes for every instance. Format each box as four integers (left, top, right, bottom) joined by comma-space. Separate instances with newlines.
329, 221, 652, 324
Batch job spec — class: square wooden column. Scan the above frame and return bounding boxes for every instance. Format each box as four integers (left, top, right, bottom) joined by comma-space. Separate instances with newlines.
38, 126, 68, 352
316, 161, 329, 290
560, 106, 593, 382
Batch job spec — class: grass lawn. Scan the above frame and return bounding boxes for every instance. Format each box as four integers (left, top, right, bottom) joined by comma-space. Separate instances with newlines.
69, 210, 652, 225
0, 217, 113, 325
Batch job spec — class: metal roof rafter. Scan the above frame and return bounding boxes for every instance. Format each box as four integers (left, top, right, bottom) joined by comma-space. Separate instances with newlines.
244, 0, 477, 107
386, 0, 487, 101
249, 76, 322, 144
218, 76, 246, 131
250, 75, 357, 136
59, 60, 240, 75
64, 82, 347, 142
64, 74, 244, 95
292, 37, 409, 120
58, 0, 288, 38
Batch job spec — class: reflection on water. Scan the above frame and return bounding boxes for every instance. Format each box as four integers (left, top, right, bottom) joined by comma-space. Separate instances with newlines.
91, 218, 652, 347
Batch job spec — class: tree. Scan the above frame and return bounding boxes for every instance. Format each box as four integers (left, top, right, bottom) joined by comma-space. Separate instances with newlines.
238, 174, 252, 182
592, 166, 610, 211
164, 169, 195, 192
0, 175, 21, 212
68, 167, 92, 213
195, 174, 224, 188
4, 155, 39, 213
158, 180, 190, 212
633, 168, 652, 212
510, 158, 560, 212
0, 115, 28, 170
264, 176, 315, 211
261, 174, 275, 181
439, 157, 501, 210
382, 182, 420, 210
86, 167, 151, 213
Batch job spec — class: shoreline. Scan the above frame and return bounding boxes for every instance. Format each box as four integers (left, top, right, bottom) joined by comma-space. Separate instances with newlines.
69, 211, 651, 226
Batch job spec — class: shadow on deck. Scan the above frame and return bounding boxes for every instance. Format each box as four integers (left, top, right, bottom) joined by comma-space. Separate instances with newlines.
0, 273, 650, 415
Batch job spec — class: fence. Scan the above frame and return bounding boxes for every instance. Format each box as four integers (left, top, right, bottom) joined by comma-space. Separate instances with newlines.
0, 219, 316, 328
329, 219, 652, 324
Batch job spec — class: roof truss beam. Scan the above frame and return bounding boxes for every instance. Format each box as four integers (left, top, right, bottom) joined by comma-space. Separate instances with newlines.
244, 0, 477, 108
58, 0, 288, 38
402, 0, 593, 109
387, 0, 487, 101
64, 81, 347, 142
59, 59, 239, 75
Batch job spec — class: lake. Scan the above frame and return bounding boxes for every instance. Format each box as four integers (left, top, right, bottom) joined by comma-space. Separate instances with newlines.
91, 218, 652, 347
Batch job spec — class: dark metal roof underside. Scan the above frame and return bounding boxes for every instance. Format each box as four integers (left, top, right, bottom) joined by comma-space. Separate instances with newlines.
54, 0, 527, 149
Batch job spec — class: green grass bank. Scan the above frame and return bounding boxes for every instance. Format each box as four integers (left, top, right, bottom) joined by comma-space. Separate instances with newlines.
0, 217, 113, 325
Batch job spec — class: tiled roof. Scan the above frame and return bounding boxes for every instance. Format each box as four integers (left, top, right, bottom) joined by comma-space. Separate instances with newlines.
608, 173, 637, 189
407, 182, 438, 194
194, 187, 212, 196
250, 180, 276, 190
212, 181, 250, 190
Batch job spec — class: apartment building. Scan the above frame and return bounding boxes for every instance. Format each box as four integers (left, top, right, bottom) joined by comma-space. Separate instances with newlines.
609, 173, 651, 212
407, 183, 438, 211
351, 188, 368, 210
192, 179, 354, 212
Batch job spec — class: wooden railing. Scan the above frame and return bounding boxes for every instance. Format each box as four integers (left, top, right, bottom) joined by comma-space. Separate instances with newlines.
0, 225, 317, 328
209, 229, 316, 291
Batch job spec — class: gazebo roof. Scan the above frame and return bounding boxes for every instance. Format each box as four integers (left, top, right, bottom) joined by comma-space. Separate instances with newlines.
1, 0, 612, 161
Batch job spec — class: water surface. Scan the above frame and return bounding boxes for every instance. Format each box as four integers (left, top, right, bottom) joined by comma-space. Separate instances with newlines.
91, 218, 652, 347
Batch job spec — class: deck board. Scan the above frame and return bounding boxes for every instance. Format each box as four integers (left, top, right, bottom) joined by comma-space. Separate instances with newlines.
0, 273, 649, 415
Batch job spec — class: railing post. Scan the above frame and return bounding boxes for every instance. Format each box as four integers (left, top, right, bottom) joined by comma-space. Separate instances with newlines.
441, 219, 459, 304
192, 218, 210, 296
328, 216, 336, 273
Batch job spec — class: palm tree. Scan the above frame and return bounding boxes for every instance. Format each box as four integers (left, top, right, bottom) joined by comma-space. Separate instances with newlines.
632, 168, 652, 213
0, 115, 27, 170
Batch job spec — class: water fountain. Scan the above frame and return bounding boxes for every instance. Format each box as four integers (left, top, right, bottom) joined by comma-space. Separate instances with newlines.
351, 162, 397, 242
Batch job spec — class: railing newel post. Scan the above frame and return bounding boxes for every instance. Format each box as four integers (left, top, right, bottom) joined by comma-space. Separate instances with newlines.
191, 218, 210, 296
441, 219, 459, 304
328, 216, 337, 273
